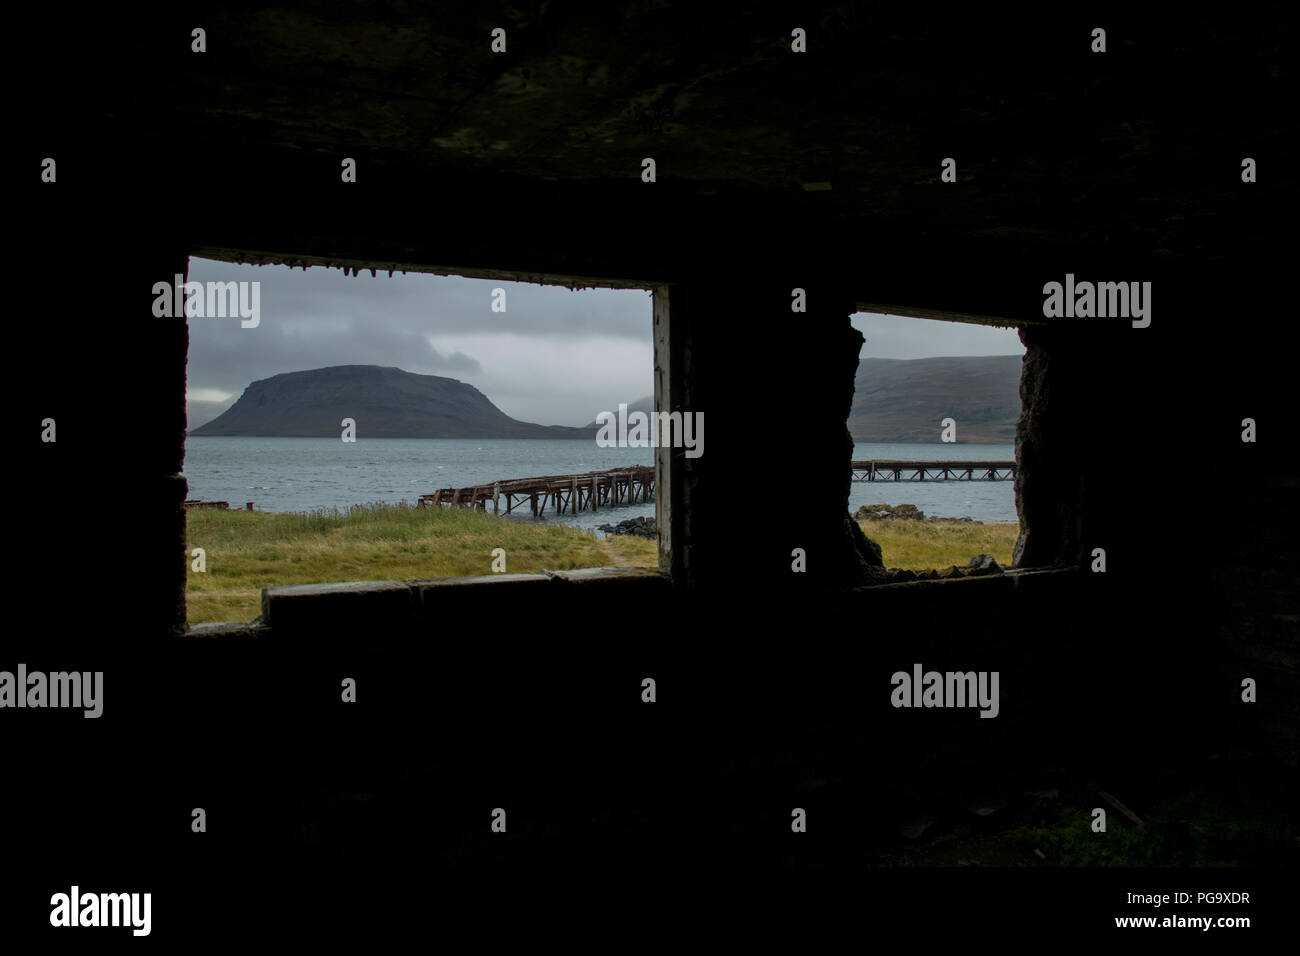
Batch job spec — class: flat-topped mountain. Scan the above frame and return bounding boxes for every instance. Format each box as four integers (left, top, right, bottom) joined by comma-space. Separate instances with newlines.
850, 355, 1022, 443
192, 357, 1022, 441
189, 365, 596, 439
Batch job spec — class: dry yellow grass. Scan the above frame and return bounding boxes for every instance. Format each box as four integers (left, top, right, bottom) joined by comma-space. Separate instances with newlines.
186, 503, 658, 624
185, 504, 1015, 624
858, 518, 1020, 570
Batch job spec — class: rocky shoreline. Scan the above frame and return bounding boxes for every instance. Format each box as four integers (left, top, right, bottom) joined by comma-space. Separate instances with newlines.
854, 502, 983, 524
596, 516, 658, 539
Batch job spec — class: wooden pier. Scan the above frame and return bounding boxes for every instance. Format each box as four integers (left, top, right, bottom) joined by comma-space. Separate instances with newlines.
419, 465, 655, 517
851, 460, 1015, 482
184, 499, 231, 510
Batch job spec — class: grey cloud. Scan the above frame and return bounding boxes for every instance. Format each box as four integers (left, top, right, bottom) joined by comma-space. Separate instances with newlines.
852, 312, 1025, 359
184, 257, 651, 425
190, 259, 649, 340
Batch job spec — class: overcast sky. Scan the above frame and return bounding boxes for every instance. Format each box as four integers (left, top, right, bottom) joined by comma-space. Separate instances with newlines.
186, 258, 1023, 426
851, 312, 1024, 361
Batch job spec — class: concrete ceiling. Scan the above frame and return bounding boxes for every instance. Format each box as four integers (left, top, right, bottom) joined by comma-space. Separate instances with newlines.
30, 4, 1285, 314
157, 5, 1288, 259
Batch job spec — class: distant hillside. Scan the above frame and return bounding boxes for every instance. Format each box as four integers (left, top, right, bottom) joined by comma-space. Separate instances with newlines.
189, 365, 597, 439
186, 397, 237, 431
582, 395, 654, 429
850, 355, 1022, 443
592, 358, 1020, 443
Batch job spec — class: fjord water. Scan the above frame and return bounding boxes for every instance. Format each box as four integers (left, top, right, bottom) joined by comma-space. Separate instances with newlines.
183, 438, 1018, 534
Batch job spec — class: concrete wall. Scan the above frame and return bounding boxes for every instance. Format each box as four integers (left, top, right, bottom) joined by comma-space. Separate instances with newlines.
13, 7, 1293, 888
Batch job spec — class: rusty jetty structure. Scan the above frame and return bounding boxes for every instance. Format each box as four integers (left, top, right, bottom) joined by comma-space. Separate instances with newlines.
850, 460, 1015, 482
420, 465, 655, 517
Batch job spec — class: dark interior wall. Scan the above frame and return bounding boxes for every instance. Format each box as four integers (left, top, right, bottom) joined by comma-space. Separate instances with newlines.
20, 229, 190, 639
664, 279, 874, 592
9, 5, 1295, 920
14, 147, 1295, 871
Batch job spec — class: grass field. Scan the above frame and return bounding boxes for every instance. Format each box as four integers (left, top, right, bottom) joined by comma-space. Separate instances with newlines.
186, 504, 1020, 625
185, 502, 658, 624
858, 518, 1020, 570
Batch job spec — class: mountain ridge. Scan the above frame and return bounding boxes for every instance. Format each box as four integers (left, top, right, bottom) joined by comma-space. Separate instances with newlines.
189, 365, 596, 439
850, 354, 1022, 443
188, 356, 1023, 442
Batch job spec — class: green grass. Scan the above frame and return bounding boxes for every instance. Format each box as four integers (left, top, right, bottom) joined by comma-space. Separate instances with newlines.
858, 517, 1020, 570
187, 506, 1019, 624
1004, 791, 1299, 867
185, 502, 658, 624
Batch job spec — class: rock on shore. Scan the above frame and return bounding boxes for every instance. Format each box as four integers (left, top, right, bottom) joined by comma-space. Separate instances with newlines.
853, 503, 983, 524
597, 516, 658, 539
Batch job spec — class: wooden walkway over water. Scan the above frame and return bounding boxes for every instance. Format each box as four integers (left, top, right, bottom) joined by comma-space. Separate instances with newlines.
418, 459, 1009, 516
419, 465, 654, 516
851, 460, 1015, 481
